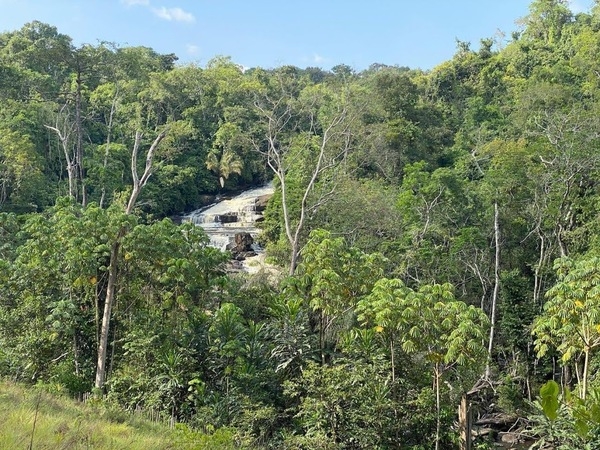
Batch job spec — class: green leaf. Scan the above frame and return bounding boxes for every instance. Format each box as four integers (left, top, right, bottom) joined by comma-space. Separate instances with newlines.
539, 380, 560, 421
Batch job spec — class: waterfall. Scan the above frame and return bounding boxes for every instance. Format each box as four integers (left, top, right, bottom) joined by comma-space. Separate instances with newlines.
182, 183, 274, 251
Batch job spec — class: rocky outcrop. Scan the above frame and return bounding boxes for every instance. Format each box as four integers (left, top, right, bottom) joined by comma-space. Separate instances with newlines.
216, 212, 238, 223
227, 232, 257, 260
255, 194, 271, 212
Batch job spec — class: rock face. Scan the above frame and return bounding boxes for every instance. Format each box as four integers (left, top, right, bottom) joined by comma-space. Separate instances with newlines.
215, 212, 238, 223
228, 232, 257, 260
255, 194, 271, 212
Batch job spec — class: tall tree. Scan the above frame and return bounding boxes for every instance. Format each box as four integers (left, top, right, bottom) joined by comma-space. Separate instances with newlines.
95, 129, 166, 389
358, 280, 488, 450
253, 82, 356, 274
533, 256, 600, 399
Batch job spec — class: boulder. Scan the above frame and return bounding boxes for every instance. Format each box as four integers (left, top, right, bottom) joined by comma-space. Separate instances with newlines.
233, 232, 254, 252
235, 251, 257, 261
254, 194, 272, 212
216, 212, 238, 223
230, 232, 255, 260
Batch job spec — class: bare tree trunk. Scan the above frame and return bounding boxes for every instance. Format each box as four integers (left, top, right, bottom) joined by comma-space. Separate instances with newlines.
94, 130, 166, 390
126, 131, 167, 214
533, 229, 545, 306
254, 90, 351, 276
434, 364, 441, 450
319, 310, 326, 366
390, 338, 395, 383
45, 116, 77, 199
95, 237, 121, 389
458, 393, 472, 450
486, 201, 500, 379
583, 347, 589, 400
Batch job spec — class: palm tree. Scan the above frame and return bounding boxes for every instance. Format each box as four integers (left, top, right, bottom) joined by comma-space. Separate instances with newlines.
206, 122, 244, 188
206, 147, 243, 188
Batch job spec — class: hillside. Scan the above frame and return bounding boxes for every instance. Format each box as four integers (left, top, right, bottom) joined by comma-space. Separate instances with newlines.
3, 0, 600, 448
0, 380, 236, 449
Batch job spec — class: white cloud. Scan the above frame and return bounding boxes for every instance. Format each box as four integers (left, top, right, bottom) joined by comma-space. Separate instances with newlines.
186, 44, 200, 55
313, 53, 326, 64
121, 0, 150, 6
152, 6, 195, 23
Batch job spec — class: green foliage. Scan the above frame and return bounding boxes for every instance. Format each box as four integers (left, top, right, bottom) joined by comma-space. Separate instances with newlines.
283, 360, 396, 449
533, 256, 600, 397
5, 3, 600, 446
540, 379, 560, 421
357, 279, 489, 378
528, 380, 600, 448
291, 229, 385, 363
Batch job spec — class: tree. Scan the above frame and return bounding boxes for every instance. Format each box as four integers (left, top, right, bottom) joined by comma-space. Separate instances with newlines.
291, 229, 385, 365
206, 123, 244, 188
533, 256, 600, 399
0, 200, 117, 387
283, 360, 395, 449
357, 280, 489, 450
253, 81, 356, 275
95, 129, 167, 390
0, 127, 42, 209
520, 0, 573, 46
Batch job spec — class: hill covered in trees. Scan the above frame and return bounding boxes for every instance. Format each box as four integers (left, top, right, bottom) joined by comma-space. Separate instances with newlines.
2, 0, 600, 448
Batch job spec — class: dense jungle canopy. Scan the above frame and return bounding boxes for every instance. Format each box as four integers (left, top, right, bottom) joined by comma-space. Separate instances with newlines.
3, 1, 600, 448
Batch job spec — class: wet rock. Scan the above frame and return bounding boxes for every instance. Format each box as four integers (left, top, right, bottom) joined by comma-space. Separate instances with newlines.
216, 212, 238, 223
254, 194, 272, 212
234, 232, 254, 251
230, 232, 255, 260
499, 431, 520, 444
234, 251, 257, 261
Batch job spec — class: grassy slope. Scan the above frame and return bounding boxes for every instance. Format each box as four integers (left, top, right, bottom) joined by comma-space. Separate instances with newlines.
0, 381, 236, 449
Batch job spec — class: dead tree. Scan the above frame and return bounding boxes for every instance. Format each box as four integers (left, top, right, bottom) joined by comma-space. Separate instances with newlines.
95, 130, 166, 390
253, 86, 354, 275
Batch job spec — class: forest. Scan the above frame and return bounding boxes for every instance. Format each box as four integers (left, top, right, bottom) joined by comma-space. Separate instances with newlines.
2, 0, 600, 448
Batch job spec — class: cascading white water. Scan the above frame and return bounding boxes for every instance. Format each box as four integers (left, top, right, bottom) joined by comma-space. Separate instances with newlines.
182, 183, 274, 251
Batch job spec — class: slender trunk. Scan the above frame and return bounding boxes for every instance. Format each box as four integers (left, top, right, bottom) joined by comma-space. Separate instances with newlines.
95, 281, 100, 346
73, 333, 80, 376
274, 168, 294, 275
320, 310, 325, 365
289, 239, 299, 276
75, 70, 86, 206
95, 237, 121, 389
108, 318, 118, 382
100, 88, 118, 208
435, 364, 441, 450
557, 224, 568, 258
126, 131, 167, 215
458, 392, 472, 450
533, 231, 545, 306
583, 347, 589, 400
390, 338, 395, 383
486, 201, 500, 378
67, 165, 76, 198
45, 122, 76, 199
526, 340, 533, 401
0, 179, 7, 205
94, 130, 166, 390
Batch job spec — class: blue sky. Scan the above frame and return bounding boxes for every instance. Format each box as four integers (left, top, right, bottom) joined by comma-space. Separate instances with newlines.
0, 0, 591, 71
